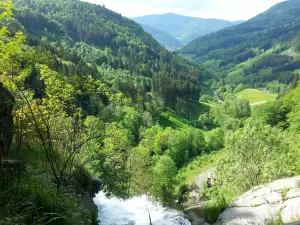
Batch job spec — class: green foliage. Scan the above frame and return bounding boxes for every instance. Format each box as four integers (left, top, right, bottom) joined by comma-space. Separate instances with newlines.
88, 123, 133, 197
0, 0, 13, 20
152, 155, 177, 204
283, 82, 300, 133
266, 81, 288, 94
212, 95, 251, 130
0, 159, 92, 225
206, 128, 225, 153
139, 125, 206, 168
233, 83, 246, 94
130, 125, 209, 204
217, 119, 292, 194
16, 175, 90, 225
198, 113, 217, 131
252, 100, 287, 127
200, 187, 228, 223
200, 94, 214, 103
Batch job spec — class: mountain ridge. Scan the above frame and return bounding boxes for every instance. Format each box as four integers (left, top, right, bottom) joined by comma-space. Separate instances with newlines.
132, 13, 244, 46
139, 23, 183, 50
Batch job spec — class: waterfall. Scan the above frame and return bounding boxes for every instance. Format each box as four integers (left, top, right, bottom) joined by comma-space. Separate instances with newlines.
94, 192, 191, 225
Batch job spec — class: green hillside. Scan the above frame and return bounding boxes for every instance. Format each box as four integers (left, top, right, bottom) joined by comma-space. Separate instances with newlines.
12, 0, 209, 115
180, 0, 300, 88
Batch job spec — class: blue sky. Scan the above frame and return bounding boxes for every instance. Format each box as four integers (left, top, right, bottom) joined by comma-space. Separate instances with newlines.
84, 0, 285, 21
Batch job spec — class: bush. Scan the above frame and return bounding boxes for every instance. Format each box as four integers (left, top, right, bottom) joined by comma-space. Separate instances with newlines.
15, 174, 91, 225
198, 113, 216, 130
233, 83, 246, 94
200, 187, 228, 223
206, 128, 225, 153
200, 95, 214, 103
217, 119, 291, 194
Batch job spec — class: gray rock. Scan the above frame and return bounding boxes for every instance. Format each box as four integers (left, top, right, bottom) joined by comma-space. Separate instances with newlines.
195, 168, 216, 188
184, 204, 209, 225
216, 204, 280, 225
281, 197, 300, 223
81, 192, 98, 212
230, 191, 282, 208
286, 189, 300, 199
215, 176, 300, 225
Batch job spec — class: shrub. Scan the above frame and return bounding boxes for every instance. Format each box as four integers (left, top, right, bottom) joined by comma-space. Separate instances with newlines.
200, 95, 214, 103
15, 174, 91, 225
200, 187, 228, 223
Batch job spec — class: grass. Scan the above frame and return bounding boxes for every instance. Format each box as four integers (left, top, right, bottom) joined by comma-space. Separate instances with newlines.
265, 214, 283, 225
160, 111, 208, 138
160, 112, 190, 129
236, 89, 277, 104
177, 150, 225, 186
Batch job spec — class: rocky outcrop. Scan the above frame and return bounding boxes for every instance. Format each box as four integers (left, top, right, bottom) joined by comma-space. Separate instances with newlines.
185, 204, 209, 225
215, 176, 300, 225
186, 168, 216, 225
0, 82, 14, 158
80, 177, 102, 225
189, 168, 216, 205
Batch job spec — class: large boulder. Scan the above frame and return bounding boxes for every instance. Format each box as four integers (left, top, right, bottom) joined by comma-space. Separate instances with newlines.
215, 176, 300, 225
0, 82, 14, 158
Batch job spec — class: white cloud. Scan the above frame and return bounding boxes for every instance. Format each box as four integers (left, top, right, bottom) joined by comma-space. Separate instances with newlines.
83, 0, 285, 21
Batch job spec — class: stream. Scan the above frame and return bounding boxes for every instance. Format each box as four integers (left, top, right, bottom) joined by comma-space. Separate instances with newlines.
94, 192, 191, 225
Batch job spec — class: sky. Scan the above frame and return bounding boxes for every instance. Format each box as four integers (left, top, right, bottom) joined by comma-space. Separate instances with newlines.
84, 0, 285, 21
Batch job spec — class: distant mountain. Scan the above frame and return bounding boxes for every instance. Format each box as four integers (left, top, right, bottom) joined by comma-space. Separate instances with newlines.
132, 13, 244, 45
231, 20, 245, 25
180, 0, 300, 87
140, 24, 183, 50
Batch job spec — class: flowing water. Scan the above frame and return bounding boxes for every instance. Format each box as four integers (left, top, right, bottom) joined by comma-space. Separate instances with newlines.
94, 192, 191, 225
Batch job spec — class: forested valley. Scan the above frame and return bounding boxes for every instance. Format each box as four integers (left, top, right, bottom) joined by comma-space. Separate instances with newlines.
0, 0, 299, 224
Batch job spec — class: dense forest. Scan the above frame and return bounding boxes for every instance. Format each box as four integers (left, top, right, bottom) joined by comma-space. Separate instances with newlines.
180, 0, 300, 92
11, 0, 211, 115
0, 0, 300, 224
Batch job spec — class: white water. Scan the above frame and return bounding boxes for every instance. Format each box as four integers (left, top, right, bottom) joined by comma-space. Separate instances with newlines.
94, 192, 191, 225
